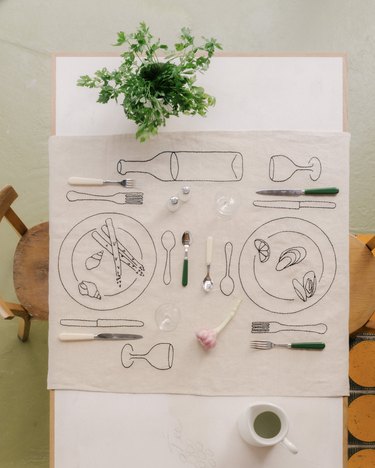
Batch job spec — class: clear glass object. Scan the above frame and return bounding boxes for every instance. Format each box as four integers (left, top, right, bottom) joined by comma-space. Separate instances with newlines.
180, 185, 191, 202
155, 303, 180, 331
215, 191, 239, 217
166, 195, 180, 212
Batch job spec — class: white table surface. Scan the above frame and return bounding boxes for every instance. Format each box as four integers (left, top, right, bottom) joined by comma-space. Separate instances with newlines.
52, 55, 347, 468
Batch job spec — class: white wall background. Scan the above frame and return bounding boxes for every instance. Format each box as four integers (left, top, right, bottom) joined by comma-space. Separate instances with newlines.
1, 0, 375, 298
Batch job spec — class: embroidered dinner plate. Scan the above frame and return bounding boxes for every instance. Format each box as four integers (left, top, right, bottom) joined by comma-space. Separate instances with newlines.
238, 217, 337, 314
58, 212, 156, 310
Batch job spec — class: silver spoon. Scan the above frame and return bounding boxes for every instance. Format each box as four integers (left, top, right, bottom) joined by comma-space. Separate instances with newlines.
181, 231, 191, 287
220, 241, 235, 296
203, 236, 214, 292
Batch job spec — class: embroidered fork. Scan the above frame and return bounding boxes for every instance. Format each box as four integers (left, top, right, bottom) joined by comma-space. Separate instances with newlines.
251, 321, 328, 334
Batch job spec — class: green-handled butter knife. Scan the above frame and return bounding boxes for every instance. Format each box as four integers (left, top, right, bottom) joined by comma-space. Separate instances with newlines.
59, 333, 143, 342
256, 187, 339, 196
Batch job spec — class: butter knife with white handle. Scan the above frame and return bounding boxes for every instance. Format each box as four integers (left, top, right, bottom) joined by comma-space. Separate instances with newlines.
59, 333, 143, 341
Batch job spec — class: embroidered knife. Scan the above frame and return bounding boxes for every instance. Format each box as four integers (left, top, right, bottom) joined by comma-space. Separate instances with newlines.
60, 318, 144, 328
253, 200, 336, 210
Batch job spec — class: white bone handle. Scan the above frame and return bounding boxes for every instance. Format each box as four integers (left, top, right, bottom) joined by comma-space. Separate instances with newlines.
206, 236, 213, 265
59, 333, 95, 341
68, 177, 104, 186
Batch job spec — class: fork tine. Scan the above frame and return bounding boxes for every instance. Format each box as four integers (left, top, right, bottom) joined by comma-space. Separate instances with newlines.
123, 179, 134, 187
250, 340, 272, 349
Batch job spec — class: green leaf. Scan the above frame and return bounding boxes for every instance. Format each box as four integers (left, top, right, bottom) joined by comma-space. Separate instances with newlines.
114, 31, 127, 46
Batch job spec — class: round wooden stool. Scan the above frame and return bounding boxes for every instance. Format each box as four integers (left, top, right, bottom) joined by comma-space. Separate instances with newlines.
348, 449, 375, 467
349, 235, 375, 334
348, 395, 375, 442
13, 221, 49, 320
349, 341, 375, 387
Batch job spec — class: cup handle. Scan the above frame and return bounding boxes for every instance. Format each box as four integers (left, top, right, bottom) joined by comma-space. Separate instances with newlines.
281, 437, 298, 454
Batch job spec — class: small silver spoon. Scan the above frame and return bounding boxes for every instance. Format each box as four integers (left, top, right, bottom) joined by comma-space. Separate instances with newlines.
182, 231, 191, 287
203, 236, 214, 292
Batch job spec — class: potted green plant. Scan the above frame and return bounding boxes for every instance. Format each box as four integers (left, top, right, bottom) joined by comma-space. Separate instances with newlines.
77, 22, 222, 142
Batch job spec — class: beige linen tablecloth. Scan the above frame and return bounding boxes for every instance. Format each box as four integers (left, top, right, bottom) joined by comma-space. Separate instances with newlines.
48, 131, 350, 396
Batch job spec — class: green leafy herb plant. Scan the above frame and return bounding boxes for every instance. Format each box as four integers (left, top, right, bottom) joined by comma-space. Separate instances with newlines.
77, 22, 222, 141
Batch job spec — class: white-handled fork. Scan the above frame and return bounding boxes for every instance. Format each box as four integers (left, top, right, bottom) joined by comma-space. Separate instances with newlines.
68, 177, 134, 188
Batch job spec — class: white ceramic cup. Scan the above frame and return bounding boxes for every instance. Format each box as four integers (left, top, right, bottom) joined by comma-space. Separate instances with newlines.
238, 402, 298, 454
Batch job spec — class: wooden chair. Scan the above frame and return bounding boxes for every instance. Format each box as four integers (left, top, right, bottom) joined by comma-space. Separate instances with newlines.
0, 185, 49, 341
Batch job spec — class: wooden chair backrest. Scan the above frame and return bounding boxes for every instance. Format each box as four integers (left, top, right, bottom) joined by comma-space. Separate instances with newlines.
0, 185, 27, 236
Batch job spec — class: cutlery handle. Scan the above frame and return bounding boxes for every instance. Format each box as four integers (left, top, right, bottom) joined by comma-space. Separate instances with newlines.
182, 258, 188, 287
59, 333, 95, 341
66, 190, 115, 202
163, 250, 172, 285
68, 177, 104, 186
97, 319, 144, 327
206, 236, 213, 265
290, 342, 325, 350
304, 187, 339, 195
276, 322, 328, 334
299, 201, 336, 209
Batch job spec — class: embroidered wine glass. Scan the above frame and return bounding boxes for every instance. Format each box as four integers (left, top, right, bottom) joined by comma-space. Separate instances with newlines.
121, 342, 174, 370
269, 155, 322, 182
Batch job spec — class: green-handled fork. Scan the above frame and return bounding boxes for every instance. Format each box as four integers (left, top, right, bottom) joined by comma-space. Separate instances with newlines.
250, 340, 325, 350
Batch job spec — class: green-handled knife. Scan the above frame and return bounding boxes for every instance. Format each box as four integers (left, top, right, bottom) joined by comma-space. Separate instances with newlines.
256, 187, 339, 196
59, 333, 143, 342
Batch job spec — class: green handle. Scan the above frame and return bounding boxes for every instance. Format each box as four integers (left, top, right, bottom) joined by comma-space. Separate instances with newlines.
304, 187, 339, 195
182, 258, 188, 287
291, 342, 325, 350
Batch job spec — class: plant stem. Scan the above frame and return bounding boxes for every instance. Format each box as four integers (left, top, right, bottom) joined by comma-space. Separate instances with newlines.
214, 298, 242, 334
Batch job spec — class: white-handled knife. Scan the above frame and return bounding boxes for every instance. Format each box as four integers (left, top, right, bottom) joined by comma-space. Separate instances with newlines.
253, 200, 336, 210
59, 333, 143, 341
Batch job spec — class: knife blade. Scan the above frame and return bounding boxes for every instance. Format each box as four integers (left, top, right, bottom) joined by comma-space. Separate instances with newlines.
253, 200, 336, 210
60, 318, 144, 328
256, 187, 339, 196
59, 333, 143, 341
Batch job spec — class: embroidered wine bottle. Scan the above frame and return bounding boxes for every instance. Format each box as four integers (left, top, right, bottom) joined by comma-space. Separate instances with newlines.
117, 151, 244, 182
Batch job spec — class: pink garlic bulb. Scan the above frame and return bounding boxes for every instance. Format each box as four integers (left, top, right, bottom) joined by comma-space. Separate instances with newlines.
196, 298, 242, 350
196, 329, 218, 349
